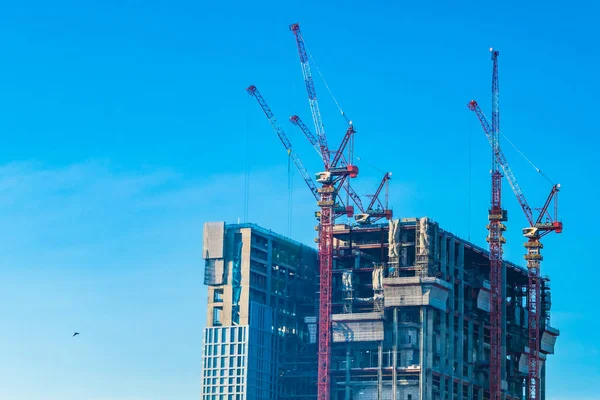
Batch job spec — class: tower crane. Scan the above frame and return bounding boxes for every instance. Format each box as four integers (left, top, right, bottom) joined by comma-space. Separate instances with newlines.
289, 22, 361, 399
291, 115, 393, 226
468, 99, 562, 400
476, 49, 507, 400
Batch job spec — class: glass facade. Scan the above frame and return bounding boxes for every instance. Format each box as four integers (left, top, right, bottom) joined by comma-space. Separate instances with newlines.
202, 326, 248, 400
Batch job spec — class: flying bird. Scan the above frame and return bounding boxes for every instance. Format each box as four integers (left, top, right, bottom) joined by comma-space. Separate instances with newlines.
72, 332, 79, 337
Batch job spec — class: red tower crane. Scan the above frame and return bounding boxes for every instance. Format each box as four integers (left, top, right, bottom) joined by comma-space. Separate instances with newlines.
468, 99, 562, 400
482, 49, 507, 400
289, 22, 359, 399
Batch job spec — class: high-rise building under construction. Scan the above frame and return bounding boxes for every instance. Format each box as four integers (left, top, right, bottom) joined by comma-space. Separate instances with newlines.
201, 219, 559, 400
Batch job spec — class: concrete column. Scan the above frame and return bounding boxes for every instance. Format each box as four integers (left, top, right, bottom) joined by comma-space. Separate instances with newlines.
425, 308, 434, 400
440, 309, 447, 373
448, 238, 456, 400
458, 242, 465, 400
378, 343, 383, 400
393, 308, 398, 400
267, 238, 273, 308
467, 320, 474, 400
441, 234, 448, 280
478, 323, 485, 400
420, 307, 426, 400
345, 344, 351, 400
449, 238, 456, 279
448, 320, 455, 400
501, 261, 507, 400
401, 231, 408, 267
541, 362, 547, 400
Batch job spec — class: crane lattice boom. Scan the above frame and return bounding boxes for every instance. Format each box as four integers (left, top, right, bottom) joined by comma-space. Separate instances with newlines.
247, 85, 319, 200
290, 23, 331, 170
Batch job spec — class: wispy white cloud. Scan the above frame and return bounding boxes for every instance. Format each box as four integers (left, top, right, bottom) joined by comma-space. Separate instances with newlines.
0, 160, 236, 400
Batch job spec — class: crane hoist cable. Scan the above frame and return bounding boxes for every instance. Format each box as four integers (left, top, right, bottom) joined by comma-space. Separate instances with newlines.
356, 156, 386, 175
305, 41, 351, 125
244, 96, 251, 222
288, 148, 294, 237
478, 109, 554, 184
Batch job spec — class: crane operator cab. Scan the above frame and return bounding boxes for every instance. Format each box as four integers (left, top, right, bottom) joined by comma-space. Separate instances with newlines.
316, 171, 332, 184
523, 227, 538, 238
355, 213, 370, 225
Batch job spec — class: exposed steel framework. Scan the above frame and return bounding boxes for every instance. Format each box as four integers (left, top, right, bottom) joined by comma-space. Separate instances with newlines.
487, 49, 505, 400
469, 96, 562, 400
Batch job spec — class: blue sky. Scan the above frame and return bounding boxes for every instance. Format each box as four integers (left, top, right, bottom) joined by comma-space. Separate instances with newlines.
0, 1, 597, 399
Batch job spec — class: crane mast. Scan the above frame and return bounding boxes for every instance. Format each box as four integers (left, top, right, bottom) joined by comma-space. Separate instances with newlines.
487, 49, 505, 400
468, 98, 563, 400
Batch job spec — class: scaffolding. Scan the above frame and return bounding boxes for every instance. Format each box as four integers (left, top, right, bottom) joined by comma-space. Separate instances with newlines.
342, 270, 354, 314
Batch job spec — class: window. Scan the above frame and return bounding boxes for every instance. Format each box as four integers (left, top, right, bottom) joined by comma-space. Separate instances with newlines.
213, 308, 223, 326
250, 248, 267, 261
407, 396, 412, 400
251, 234, 268, 248
214, 289, 223, 302
250, 260, 267, 274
